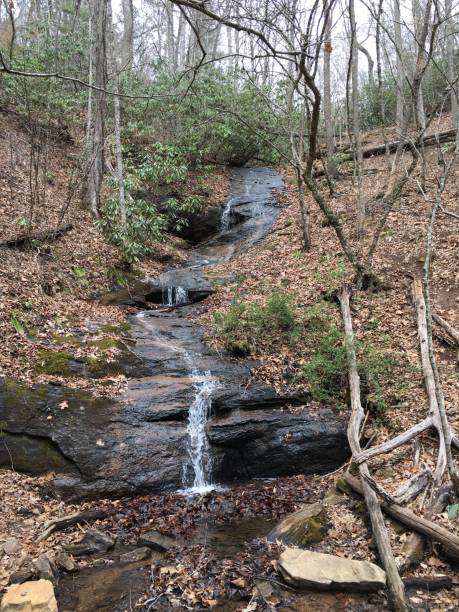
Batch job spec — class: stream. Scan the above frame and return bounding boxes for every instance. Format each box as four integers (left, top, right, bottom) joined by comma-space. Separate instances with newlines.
1, 167, 354, 611
1, 167, 349, 498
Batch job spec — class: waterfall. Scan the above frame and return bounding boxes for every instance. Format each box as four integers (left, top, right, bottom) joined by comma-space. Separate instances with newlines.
181, 368, 217, 493
162, 286, 189, 306
220, 196, 235, 231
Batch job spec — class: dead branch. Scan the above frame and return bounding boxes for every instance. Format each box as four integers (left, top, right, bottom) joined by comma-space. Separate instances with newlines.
402, 574, 452, 590
354, 417, 433, 465
341, 474, 459, 560
38, 509, 110, 542
0, 224, 73, 248
433, 313, 459, 346
338, 285, 407, 612
394, 469, 432, 505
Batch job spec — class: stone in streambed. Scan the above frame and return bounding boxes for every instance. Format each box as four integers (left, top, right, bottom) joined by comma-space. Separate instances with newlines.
1, 579, 57, 612
64, 528, 114, 557
268, 493, 345, 548
137, 531, 175, 552
32, 554, 56, 583
54, 552, 77, 573
267, 502, 330, 547
278, 548, 386, 592
2, 538, 21, 556
119, 547, 152, 564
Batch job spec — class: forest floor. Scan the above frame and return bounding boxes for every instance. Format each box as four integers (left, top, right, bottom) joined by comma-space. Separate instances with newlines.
1, 109, 459, 610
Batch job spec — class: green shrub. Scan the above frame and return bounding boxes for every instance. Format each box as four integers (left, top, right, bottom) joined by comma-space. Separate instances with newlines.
212, 290, 299, 356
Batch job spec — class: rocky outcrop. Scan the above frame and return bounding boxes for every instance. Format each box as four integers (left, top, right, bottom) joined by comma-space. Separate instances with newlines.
1, 579, 58, 612
0, 168, 350, 500
278, 548, 387, 592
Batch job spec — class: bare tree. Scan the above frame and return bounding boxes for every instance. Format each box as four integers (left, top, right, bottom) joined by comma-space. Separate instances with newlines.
323, 0, 338, 179
86, 0, 108, 217
121, 0, 134, 70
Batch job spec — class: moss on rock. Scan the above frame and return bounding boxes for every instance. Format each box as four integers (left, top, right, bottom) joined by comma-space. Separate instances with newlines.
34, 350, 75, 376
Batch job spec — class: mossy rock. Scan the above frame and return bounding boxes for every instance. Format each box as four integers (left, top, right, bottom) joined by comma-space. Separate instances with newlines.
52, 333, 82, 346
34, 350, 75, 376
101, 321, 130, 334
90, 337, 123, 351
267, 502, 330, 547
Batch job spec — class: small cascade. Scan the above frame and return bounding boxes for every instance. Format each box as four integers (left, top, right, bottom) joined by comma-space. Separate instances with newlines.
220, 196, 235, 231
181, 368, 217, 493
162, 286, 189, 306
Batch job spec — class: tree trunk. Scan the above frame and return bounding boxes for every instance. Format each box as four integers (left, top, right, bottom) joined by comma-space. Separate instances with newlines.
323, 0, 338, 179
121, 0, 134, 69
393, 0, 404, 133
86, 0, 108, 218
349, 0, 364, 237
107, 0, 127, 226
446, 0, 458, 136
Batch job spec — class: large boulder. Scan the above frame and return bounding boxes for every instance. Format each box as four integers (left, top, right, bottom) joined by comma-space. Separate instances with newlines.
278, 548, 386, 592
1, 579, 57, 612
267, 493, 345, 547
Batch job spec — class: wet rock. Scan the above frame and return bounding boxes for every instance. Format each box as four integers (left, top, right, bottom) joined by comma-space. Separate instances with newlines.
119, 547, 151, 564
64, 529, 114, 557
268, 493, 345, 547
54, 552, 77, 573
267, 502, 330, 547
8, 567, 33, 585
2, 538, 21, 556
32, 554, 56, 583
1, 579, 57, 612
278, 548, 386, 592
137, 531, 175, 552
208, 410, 349, 481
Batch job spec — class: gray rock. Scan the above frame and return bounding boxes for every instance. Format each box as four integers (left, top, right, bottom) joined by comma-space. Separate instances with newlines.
64, 529, 114, 557
137, 531, 175, 552
32, 554, 56, 583
278, 548, 387, 592
54, 552, 77, 573
8, 567, 33, 585
2, 538, 20, 556
119, 547, 152, 564
268, 494, 345, 547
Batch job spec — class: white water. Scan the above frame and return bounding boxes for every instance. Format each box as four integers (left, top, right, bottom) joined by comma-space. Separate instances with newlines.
220, 196, 235, 231
180, 366, 219, 494
163, 286, 189, 306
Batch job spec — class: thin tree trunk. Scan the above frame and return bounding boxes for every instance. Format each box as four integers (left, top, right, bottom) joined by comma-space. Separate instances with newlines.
86, 0, 108, 218
107, 0, 127, 226
121, 0, 134, 70
394, 0, 404, 133
323, 0, 337, 179
349, 0, 364, 237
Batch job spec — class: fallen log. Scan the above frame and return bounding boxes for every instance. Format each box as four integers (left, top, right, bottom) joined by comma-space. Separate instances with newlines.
340, 474, 459, 561
402, 574, 452, 591
338, 285, 407, 612
433, 313, 459, 346
313, 129, 458, 178
0, 223, 73, 248
38, 509, 110, 541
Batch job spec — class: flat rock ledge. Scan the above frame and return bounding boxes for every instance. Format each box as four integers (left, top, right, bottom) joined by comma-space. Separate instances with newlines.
1, 579, 57, 612
278, 548, 386, 592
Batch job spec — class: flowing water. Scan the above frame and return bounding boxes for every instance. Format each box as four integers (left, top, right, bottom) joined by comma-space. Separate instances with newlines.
162, 285, 189, 306
220, 195, 236, 231
181, 368, 218, 493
